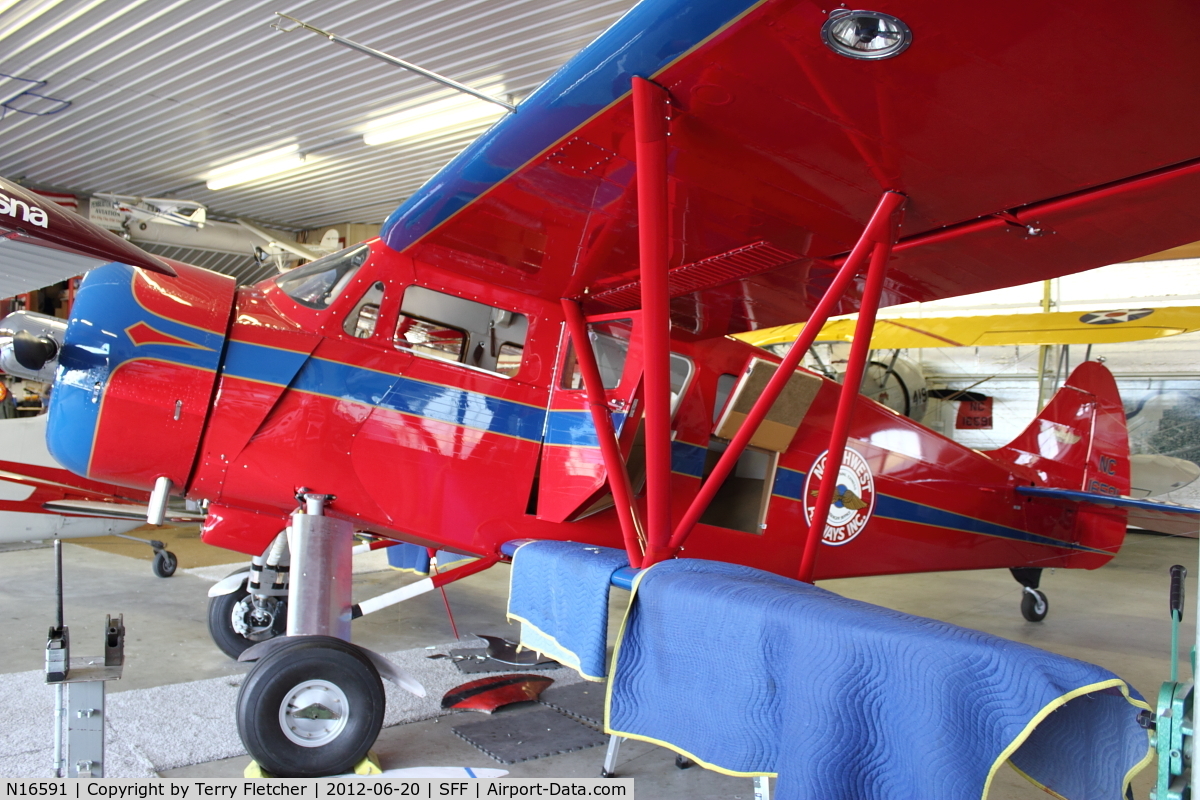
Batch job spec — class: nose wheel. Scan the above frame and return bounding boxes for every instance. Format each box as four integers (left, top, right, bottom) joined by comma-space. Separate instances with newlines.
152, 548, 177, 578
112, 533, 177, 577
237, 635, 385, 778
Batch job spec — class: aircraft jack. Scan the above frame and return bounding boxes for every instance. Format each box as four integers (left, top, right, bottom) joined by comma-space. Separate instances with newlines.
45, 540, 125, 778
1145, 565, 1193, 800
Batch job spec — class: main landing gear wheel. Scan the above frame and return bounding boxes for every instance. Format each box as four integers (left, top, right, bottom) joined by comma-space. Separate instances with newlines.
152, 549, 177, 578
1020, 587, 1049, 622
207, 572, 287, 660
237, 635, 385, 778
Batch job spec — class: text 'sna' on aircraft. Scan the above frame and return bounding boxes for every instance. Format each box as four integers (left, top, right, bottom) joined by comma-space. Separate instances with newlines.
6, 0, 1200, 779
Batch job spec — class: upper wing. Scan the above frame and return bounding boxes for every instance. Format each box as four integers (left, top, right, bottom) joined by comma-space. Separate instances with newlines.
380, 0, 1200, 338
738, 306, 1200, 350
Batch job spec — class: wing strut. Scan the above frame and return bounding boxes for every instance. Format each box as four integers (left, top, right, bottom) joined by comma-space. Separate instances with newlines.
663, 191, 907, 568
632, 77, 674, 564
796, 194, 905, 583
561, 298, 646, 568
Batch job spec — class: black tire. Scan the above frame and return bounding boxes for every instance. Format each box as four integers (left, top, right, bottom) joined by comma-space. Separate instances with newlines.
152, 550, 177, 578
207, 573, 286, 660
675, 754, 693, 769
237, 636, 384, 778
1021, 588, 1049, 622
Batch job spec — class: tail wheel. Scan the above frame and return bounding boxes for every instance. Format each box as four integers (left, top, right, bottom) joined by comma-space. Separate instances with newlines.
1021, 588, 1049, 622
237, 635, 384, 778
207, 573, 286, 660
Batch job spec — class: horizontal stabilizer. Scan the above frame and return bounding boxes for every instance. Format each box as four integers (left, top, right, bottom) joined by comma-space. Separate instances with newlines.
1017, 486, 1200, 537
42, 498, 204, 523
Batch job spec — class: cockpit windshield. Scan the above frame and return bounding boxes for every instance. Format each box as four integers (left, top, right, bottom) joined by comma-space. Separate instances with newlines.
275, 244, 370, 309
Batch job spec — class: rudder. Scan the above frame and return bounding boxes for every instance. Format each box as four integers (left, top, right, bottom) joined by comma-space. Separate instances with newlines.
986, 361, 1129, 566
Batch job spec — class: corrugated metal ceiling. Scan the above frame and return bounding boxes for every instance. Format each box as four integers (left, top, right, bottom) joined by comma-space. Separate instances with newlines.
0, 0, 635, 231
137, 242, 275, 286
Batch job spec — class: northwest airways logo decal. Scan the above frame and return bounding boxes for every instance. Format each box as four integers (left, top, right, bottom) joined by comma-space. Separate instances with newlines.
803, 447, 875, 546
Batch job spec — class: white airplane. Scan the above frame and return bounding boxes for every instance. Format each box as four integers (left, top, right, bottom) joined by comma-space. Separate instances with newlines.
94, 192, 207, 230
0, 413, 202, 575
239, 219, 343, 272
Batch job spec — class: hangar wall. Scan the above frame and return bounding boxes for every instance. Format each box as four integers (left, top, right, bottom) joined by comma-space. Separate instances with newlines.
855, 258, 1200, 506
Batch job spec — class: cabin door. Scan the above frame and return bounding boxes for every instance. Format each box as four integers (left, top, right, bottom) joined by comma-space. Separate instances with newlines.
536, 313, 646, 522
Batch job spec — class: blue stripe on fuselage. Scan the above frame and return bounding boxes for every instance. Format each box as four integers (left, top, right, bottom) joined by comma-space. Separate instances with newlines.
874, 494, 1106, 554
380, 0, 763, 252
289, 358, 546, 442
545, 409, 601, 447
222, 340, 311, 387
771, 467, 805, 501
671, 440, 707, 478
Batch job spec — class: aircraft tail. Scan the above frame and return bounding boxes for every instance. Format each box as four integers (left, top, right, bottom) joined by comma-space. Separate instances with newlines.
985, 361, 1130, 566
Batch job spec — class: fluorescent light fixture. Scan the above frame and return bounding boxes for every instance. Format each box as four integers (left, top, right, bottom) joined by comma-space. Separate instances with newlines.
206, 145, 305, 191
363, 92, 507, 146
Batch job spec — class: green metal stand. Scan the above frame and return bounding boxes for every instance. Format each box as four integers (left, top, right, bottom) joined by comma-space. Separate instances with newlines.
1150, 565, 1193, 800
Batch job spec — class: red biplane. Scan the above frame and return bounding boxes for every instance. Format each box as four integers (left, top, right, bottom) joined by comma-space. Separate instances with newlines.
3, 0, 1200, 778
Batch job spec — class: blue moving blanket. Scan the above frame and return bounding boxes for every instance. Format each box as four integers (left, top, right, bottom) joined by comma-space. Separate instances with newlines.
606, 560, 1151, 799
386, 542, 469, 575
508, 541, 629, 681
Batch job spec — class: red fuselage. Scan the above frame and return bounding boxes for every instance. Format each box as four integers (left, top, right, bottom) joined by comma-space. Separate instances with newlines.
46, 243, 1129, 581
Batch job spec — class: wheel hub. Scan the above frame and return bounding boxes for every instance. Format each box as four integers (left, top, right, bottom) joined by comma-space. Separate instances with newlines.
1024, 586, 1047, 615
232, 596, 280, 640
279, 679, 349, 747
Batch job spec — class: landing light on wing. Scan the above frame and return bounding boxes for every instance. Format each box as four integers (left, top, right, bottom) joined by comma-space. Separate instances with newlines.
821, 10, 912, 60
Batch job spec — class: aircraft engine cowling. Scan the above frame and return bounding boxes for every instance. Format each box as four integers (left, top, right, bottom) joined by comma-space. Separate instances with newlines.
38, 261, 235, 492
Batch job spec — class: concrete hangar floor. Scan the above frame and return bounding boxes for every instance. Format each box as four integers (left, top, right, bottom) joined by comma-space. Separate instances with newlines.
0, 527, 1189, 797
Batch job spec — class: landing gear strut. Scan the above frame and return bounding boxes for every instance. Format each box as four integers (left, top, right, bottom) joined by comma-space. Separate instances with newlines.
235, 494, 396, 778
1011, 567, 1048, 622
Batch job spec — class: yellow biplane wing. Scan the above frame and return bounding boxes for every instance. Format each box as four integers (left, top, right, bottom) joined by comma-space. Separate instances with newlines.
738, 307, 1200, 350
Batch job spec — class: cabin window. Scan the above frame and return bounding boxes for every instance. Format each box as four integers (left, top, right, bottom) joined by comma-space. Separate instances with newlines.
610, 353, 695, 499
495, 343, 524, 378
561, 318, 633, 390
670, 353, 694, 416
343, 281, 385, 338
698, 438, 777, 535
713, 373, 738, 423
276, 244, 369, 309
394, 285, 527, 376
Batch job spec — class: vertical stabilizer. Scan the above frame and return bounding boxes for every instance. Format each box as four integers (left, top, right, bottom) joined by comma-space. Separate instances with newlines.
986, 361, 1129, 566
